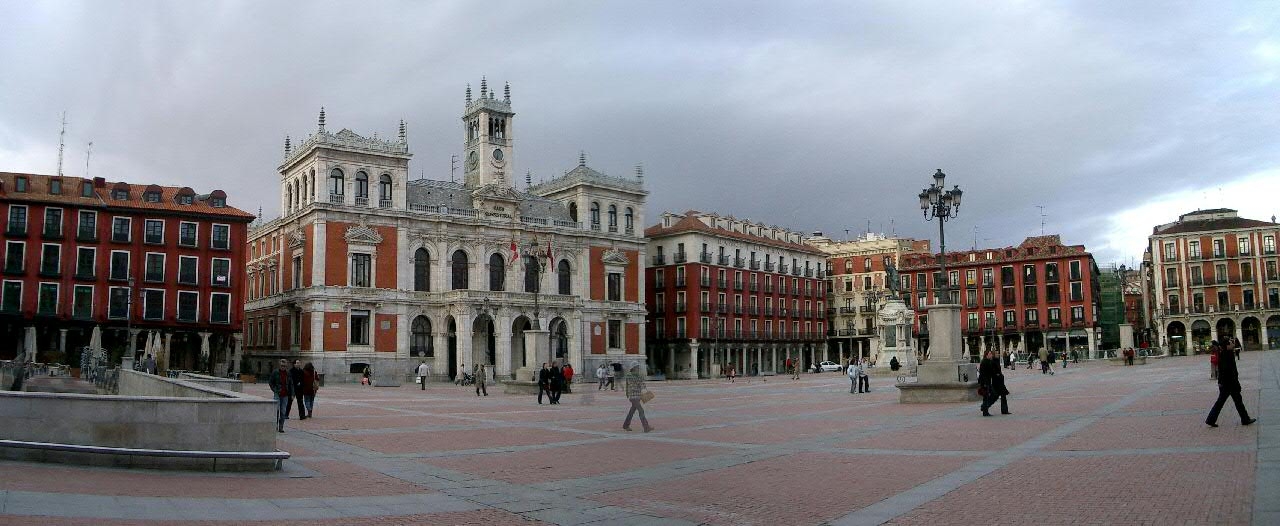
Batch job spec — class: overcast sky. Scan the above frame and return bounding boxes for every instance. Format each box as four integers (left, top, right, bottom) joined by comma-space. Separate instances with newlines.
2, 1, 1277, 266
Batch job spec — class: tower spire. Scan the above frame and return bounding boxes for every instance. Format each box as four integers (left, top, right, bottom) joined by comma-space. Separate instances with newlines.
56, 111, 67, 177
284, 135, 291, 157
318, 107, 326, 133
465, 83, 472, 105
635, 163, 644, 183
504, 82, 510, 103
398, 120, 407, 143
480, 77, 487, 99
526, 170, 532, 189
578, 151, 586, 167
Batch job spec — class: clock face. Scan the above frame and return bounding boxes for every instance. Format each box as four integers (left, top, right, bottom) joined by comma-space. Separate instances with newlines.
466, 151, 479, 171
491, 148, 505, 167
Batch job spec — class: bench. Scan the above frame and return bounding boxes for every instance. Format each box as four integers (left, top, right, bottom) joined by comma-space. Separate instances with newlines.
0, 439, 290, 471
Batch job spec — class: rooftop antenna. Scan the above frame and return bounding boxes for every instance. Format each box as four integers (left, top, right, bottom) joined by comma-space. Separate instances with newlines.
84, 140, 93, 178
56, 111, 67, 176
844, 229, 850, 241
889, 219, 895, 236
1035, 205, 1046, 235
973, 226, 978, 250
450, 154, 458, 183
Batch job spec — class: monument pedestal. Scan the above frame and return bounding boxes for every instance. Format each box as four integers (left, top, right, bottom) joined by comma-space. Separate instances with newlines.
505, 328, 549, 395
898, 303, 979, 403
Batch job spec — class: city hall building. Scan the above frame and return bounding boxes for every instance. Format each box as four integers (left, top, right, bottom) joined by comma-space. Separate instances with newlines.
243, 80, 648, 383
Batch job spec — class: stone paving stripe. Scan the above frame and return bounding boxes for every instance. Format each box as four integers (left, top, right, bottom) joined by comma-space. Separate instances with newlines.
0, 490, 482, 520
1256, 351, 1280, 524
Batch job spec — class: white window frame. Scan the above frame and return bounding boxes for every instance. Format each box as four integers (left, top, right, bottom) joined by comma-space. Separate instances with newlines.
177, 255, 198, 285
76, 210, 97, 239
37, 282, 59, 316
43, 207, 63, 237
142, 288, 165, 320
177, 221, 199, 247
7, 204, 28, 234
349, 250, 375, 288
143, 252, 166, 282
143, 218, 165, 245
176, 290, 199, 322
4, 241, 24, 273
211, 223, 231, 250
607, 319, 623, 350
107, 286, 130, 320
210, 292, 231, 324
40, 242, 61, 275
349, 309, 372, 346
109, 250, 130, 281
1, 279, 22, 312
76, 246, 96, 278
211, 257, 231, 287
72, 284, 94, 319
111, 216, 132, 243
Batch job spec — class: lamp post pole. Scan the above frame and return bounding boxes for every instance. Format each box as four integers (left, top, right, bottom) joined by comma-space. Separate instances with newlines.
521, 240, 549, 331
919, 169, 963, 304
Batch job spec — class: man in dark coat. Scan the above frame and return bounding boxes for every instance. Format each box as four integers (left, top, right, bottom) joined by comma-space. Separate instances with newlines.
549, 363, 564, 404
267, 359, 293, 432
1206, 340, 1256, 427
537, 363, 551, 405
288, 360, 305, 419
978, 351, 1010, 416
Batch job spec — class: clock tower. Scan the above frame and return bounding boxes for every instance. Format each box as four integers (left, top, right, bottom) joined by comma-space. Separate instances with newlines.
462, 77, 515, 188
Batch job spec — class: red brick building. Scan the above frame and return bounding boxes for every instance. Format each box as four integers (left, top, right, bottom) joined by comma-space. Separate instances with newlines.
898, 235, 1101, 359
0, 172, 252, 372
645, 211, 828, 378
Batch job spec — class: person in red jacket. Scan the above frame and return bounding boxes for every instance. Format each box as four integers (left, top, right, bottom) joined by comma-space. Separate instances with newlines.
266, 360, 293, 432
562, 363, 575, 393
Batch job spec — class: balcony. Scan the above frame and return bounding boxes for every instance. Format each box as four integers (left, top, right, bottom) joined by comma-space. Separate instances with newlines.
699, 252, 712, 264
734, 305, 743, 314
5, 224, 27, 237
1191, 277, 1204, 286
733, 280, 743, 291
860, 305, 875, 313
700, 277, 711, 287
765, 262, 775, 272
674, 303, 687, 313
652, 280, 665, 290
716, 303, 728, 314
76, 229, 98, 243
717, 278, 728, 288
779, 264, 789, 274
42, 227, 63, 240
748, 306, 759, 315
625, 226, 634, 236
700, 328, 712, 339
328, 194, 344, 204
749, 260, 760, 270
792, 267, 803, 276
748, 282, 759, 292
673, 252, 687, 263
675, 329, 687, 339
859, 328, 876, 336
608, 225, 618, 233
804, 268, 813, 277
734, 257, 745, 268
717, 255, 731, 266
764, 307, 774, 316
700, 302, 711, 312
676, 277, 687, 288
651, 254, 666, 266
764, 284, 774, 293
590, 222, 601, 231
379, 199, 393, 208
840, 307, 856, 314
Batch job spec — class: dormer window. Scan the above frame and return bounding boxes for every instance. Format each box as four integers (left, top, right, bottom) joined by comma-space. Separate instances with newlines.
177, 194, 193, 205
211, 197, 225, 207
144, 191, 161, 203
15, 177, 28, 192
80, 182, 93, 197
49, 179, 62, 195
112, 189, 129, 200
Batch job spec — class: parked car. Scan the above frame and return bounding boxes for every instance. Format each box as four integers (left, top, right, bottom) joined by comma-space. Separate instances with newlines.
818, 361, 843, 372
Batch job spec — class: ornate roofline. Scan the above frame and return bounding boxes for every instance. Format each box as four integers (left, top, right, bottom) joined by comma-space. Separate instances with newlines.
530, 165, 646, 196
280, 128, 410, 170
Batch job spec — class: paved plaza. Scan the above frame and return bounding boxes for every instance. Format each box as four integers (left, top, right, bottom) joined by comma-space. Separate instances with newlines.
0, 353, 1276, 526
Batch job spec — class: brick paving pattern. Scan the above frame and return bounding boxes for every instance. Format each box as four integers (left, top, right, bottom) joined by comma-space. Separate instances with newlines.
0, 352, 1274, 525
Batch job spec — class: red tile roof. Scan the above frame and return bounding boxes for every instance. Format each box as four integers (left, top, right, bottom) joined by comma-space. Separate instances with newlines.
1155, 217, 1277, 235
0, 172, 254, 220
645, 210, 825, 254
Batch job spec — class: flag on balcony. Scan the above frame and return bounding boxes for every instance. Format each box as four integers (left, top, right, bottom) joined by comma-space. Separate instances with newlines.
546, 235, 554, 262
509, 237, 519, 263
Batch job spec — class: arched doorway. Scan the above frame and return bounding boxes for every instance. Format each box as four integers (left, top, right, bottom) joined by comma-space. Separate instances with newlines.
511, 316, 531, 374
550, 317, 569, 362
1190, 320, 1211, 353
1267, 315, 1280, 350
1216, 318, 1236, 345
1242, 317, 1261, 350
446, 316, 458, 380
472, 315, 496, 373
411, 316, 432, 358
1166, 321, 1186, 355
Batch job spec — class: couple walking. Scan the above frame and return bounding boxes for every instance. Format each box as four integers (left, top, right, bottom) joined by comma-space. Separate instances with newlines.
847, 360, 869, 393
978, 351, 1010, 416
538, 362, 564, 404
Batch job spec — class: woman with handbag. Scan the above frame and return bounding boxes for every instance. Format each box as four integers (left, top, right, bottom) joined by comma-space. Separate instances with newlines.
622, 362, 654, 432
978, 350, 1010, 416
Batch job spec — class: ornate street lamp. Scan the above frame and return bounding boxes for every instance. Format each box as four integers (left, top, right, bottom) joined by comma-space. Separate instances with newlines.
919, 169, 963, 304
521, 240, 550, 330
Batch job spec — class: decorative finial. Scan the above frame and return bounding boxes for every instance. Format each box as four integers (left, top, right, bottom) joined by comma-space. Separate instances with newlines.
635, 163, 644, 181
466, 84, 472, 105
578, 151, 586, 166
318, 107, 326, 133
525, 170, 532, 189
504, 82, 510, 103
480, 77, 487, 99
284, 135, 291, 156
398, 120, 407, 142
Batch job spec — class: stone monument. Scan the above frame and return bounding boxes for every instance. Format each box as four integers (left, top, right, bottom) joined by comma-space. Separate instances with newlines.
504, 327, 550, 395
897, 303, 979, 403
877, 298, 916, 370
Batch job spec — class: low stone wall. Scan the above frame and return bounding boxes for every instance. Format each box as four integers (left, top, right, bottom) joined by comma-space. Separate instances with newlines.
0, 370, 279, 471
177, 372, 244, 393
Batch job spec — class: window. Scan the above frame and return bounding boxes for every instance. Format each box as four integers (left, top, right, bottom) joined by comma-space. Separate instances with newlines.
1, 281, 20, 313
949, 270, 959, 287
7, 205, 27, 234
178, 222, 197, 246
1164, 242, 1176, 261
379, 174, 392, 205
1071, 306, 1084, 322
43, 208, 62, 237
210, 196, 225, 208
1212, 239, 1225, 258
329, 168, 345, 198
72, 285, 92, 319
14, 176, 27, 192
1045, 283, 1060, 303
1069, 260, 1081, 280
77, 211, 96, 240
1045, 263, 1059, 282
607, 204, 617, 231
608, 272, 622, 301
1004, 310, 1016, 326
355, 171, 369, 199
109, 251, 129, 280
107, 287, 129, 319
351, 253, 372, 287
607, 319, 622, 349
37, 283, 58, 315
350, 310, 370, 345
1070, 282, 1083, 301
1022, 264, 1037, 284
39, 244, 60, 276
558, 260, 571, 295
489, 253, 506, 291
143, 190, 160, 203
982, 268, 993, 287
49, 179, 61, 194
210, 293, 230, 324
589, 202, 600, 226
1266, 235, 1276, 255
413, 248, 430, 291
411, 316, 432, 357
1047, 307, 1061, 323
76, 247, 95, 278
177, 291, 198, 322
144, 219, 164, 244
983, 288, 995, 306
966, 269, 976, 288
625, 207, 634, 232
111, 217, 131, 242
178, 256, 197, 285
1023, 284, 1038, 304
112, 188, 128, 200
142, 289, 164, 320
211, 258, 230, 287
292, 255, 302, 289
211, 224, 230, 249
451, 250, 469, 290
144, 253, 165, 282
1240, 237, 1252, 256
524, 255, 539, 292
1024, 308, 1039, 323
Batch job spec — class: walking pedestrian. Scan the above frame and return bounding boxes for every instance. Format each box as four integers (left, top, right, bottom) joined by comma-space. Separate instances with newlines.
1206, 340, 1256, 428
289, 360, 305, 419
1039, 348, 1053, 375
858, 360, 870, 393
622, 362, 653, 432
606, 363, 617, 390
727, 362, 736, 383
267, 359, 292, 433
301, 362, 318, 419
847, 360, 860, 394
538, 363, 551, 404
597, 364, 608, 390
978, 350, 1010, 416
563, 363, 574, 393
549, 362, 564, 404
1230, 336, 1242, 359
474, 364, 488, 396
362, 365, 372, 386
144, 354, 157, 375
1210, 344, 1220, 379
416, 360, 431, 390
